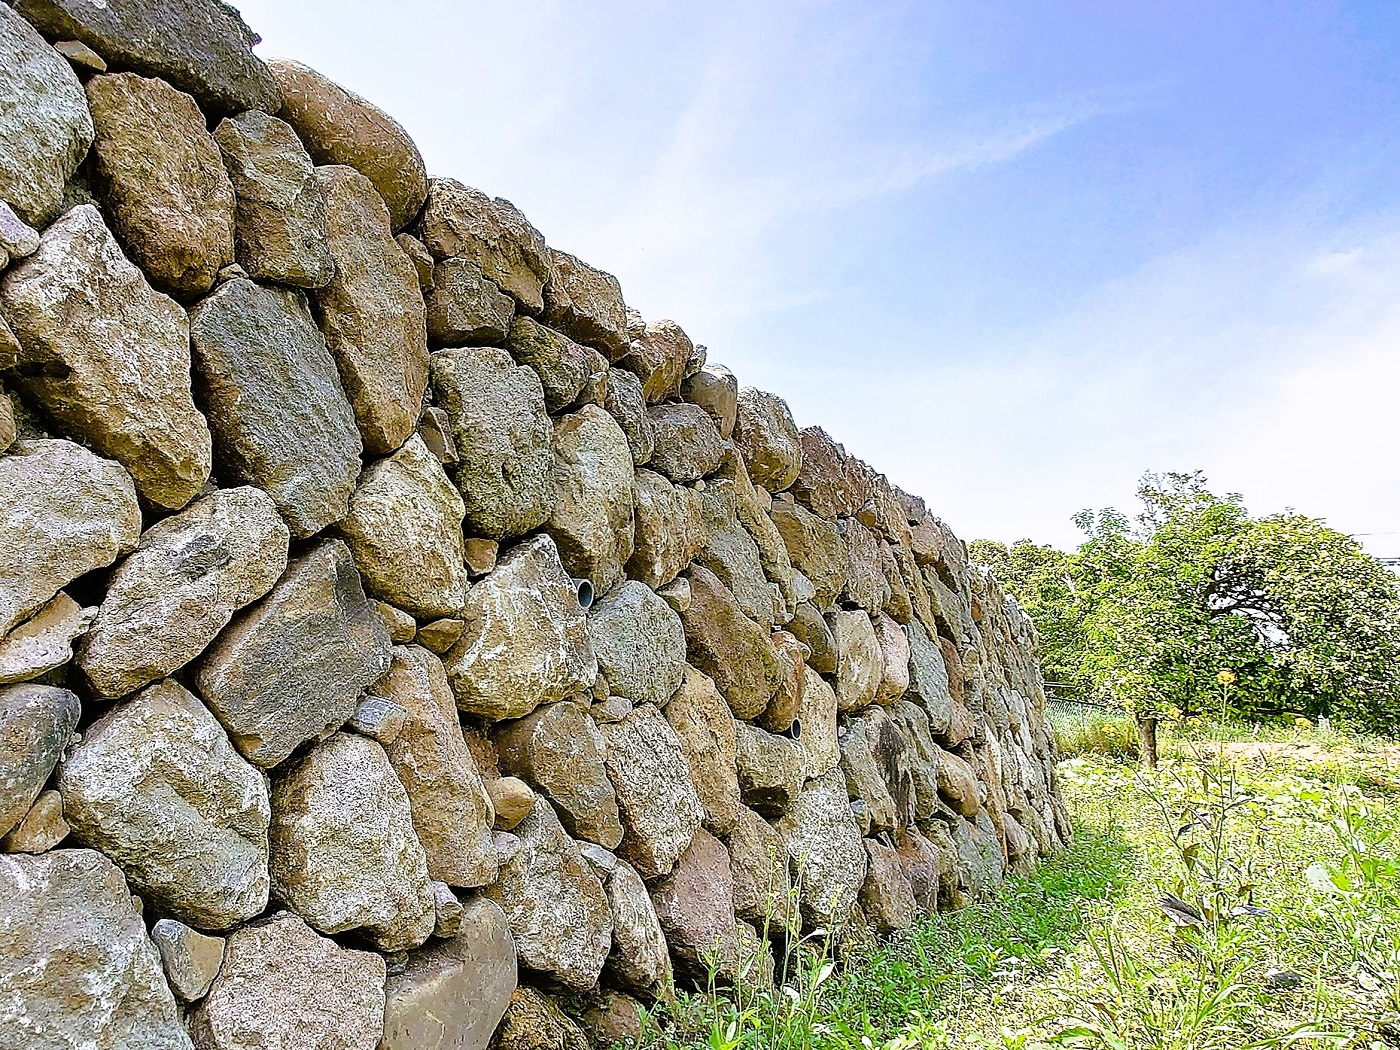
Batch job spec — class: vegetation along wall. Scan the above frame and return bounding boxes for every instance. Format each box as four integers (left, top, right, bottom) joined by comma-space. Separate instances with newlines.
0, 2, 1070, 1047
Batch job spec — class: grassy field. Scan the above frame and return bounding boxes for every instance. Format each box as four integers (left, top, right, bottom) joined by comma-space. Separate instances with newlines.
642, 720, 1400, 1050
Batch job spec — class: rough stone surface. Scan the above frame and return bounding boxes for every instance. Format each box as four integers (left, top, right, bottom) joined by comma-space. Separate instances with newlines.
494, 700, 622, 849
860, 839, 917, 935
545, 249, 629, 357
195, 539, 393, 769
269, 58, 426, 229
771, 500, 847, 609
628, 469, 706, 589
0, 440, 140, 638
431, 346, 554, 539
604, 366, 656, 465
649, 827, 740, 985
599, 703, 705, 878
733, 389, 802, 492
842, 519, 891, 616
0, 848, 192, 1050
339, 435, 471, 619
480, 797, 613, 991
0, 788, 69, 852
697, 485, 777, 626
648, 402, 726, 482
733, 722, 806, 817
582, 990, 646, 1048
0, 684, 80, 840
375, 602, 418, 645
681, 566, 784, 720
887, 700, 942, 821
350, 694, 408, 743
774, 769, 868, 926
604, 858, 673, 996
85, 72, 235, 297
214, 109, 334, 288
0, 6, 93, 228
59, 679, 271, 930
381, 645, 498, 888
2, 205, 213, 509
725, 805, 797, 933
0, 201, 40, 259
419, 617, 466, 654
190, 277, 363, 537
622, 319, 692, 402
682, 363, 738, 439
78, 487, 289, 700
0, 592, 93, 685
839, 705, 913, 834
788, 602, 838, 675
799, 665, 842, 780
417, 179, 550, 314
381, 897, 518, 1050
490, 986, 589, 1050
14, 0, 282, 117
793, 427, 870, 520
665, 666, 742, 836
547, 406, 636, 593
905, 619, 954, 734
589, 581, 687, 707
150, 919, 225, 1002
314, 163, 429, 454
759, 629, 805, 733
507, 316, 594, 412
490, 776, 536, 831
444, 535, 597, 721
829, 609, 882, 712
428, 256, 515, 344
937, 745, 983, 818
269, 732, 435, 952
189, 911, 387, 1050
873, 611, 912, 702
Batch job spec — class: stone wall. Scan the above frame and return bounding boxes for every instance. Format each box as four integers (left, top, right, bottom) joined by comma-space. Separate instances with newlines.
0, 3, 1070, 1048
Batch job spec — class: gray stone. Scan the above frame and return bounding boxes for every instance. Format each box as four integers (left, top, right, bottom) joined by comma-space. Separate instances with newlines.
416, 179, 550, 314
627, 469, 706, 589
887, 700, 942, 820
733, 722, 806, 818
418, 405, 459, 464
771, 499, 847, 609
793, 427, 870, 520
0, 592, 94, 685
494, 700, 622, 849
150, 919, 225, 1002
78, 486, 290, 700
428, 256, 515, 344
13, 0, 282, 116
348, 693, 408, 744
829, 609, 881, 712
647, 402, 726, 482
579, 842, 619, 878
269, 58, 425, 229
0, 201, 40, 260
774, 769, 868, 926
214, 109, 334, 288
544, 249, 629, 357
0, 683, 80, 838
0, 849, 192, 1050
842, 519, 891, 617
682, 364, 738, 439
382, 897, 518, 1050
85, 72, 236, 297
860, 839, 916, 935
189, 911, 386, 1050
952, 810, 1005, 900
873, 611, 911, 702
733, 389, 802, 492
0, 440, 140, 638
599, 703, 705, 879
697, 484, 777, 625
0, 6, 94, 227
621, 319, 691, 402
380, 646, 498, 888
648, 827, 740, 986
905, 619, 954, 734
604, 366, 656, 465
314, 163, 429, 454
507, 316, 595, 412
0, 788, 69, 852
603, 857, 673, 996
588, 581, 686, 708
431, 346, 554, 539
2, 205, 213, 510
838, 705, 913, 834
339, 435, 472, 619
270, 732, 435, 952
432, 881, 465, 936
190, 277, 363, 538
480, 797, 613, 991
195, 539, 393, 769
443, 535, 596, 722
398, 231, 436, 289
724, 805, 797, 934
799, 666, 841, 780
547, 406, 636, 593
664, 666, 741, 836
59, 679, 270, 929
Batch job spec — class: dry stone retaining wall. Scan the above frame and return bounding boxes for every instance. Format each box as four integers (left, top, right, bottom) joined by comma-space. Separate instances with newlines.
0, 3, 1071, 1047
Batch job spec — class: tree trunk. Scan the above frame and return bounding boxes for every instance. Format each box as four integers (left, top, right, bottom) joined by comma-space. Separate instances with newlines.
1137, 714, 1159, 769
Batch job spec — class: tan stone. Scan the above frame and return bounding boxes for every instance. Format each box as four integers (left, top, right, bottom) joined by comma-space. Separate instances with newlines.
419, 617, 466, 654
588, 581, 686, 708
733, 388, 802, 492
489, 776, 536, 831
0, 789, 68, 853
545, 249, 629, 357
627, 469, 707, 589
773, 769, 868, 926
798, 665, 841, 780
771, 499, 846, 609
724, 805, 797, 934
547, 406, 636, 593
792, 427, 870, 520
733, 722, 806, 817
829, 609, 882, 712
648, 402, 726, 482
860, 839, 916, 935
150, 919, 225, 1002
0, 592, 93, 685
873, 611, 911, 702
489, 986, 589, 1050
604, 366, 656, 465
621, 318, 691, 402
428, 256, 515, 344
680, 566, 783, 721
759, 629, 805, 733
664, 666, 742, 836
682, 363, 738, 439
603, 859, 673, 996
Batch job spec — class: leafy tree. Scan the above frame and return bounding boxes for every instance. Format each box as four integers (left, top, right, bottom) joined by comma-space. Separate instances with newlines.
975, 472, 1400, 762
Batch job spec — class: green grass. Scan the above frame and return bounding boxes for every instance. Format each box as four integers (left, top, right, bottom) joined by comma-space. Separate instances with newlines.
639, 726, 1400, 1050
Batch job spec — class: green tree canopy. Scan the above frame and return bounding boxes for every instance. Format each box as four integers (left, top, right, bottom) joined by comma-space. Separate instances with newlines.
972, 472, 1400, 736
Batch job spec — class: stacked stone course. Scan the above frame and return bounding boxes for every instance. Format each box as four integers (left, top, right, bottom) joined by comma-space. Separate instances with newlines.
0, 2, 1071, 1047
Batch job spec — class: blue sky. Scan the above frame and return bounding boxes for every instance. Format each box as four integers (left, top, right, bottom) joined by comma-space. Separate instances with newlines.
236, 0, 1400, 556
